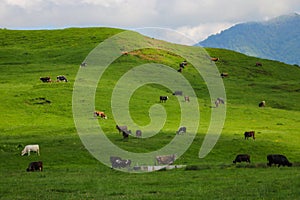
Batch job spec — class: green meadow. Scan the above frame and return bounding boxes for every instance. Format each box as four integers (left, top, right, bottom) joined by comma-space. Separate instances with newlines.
0, 28, 299, 199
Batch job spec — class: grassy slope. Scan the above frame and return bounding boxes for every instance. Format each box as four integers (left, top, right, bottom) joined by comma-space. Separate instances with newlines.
0, 28, 299, 199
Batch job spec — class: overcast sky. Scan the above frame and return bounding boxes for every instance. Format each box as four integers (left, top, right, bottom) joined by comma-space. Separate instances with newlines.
1, 0, 300, 44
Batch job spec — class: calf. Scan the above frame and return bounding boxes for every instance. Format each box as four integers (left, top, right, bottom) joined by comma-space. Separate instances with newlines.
160, 96, 168, 103
244, 131, 255, 140
27, 161, 43, 172
21, 144, 40, 156
215, 97, 225, 107
136, 130, 142, 138
267, 154, 292, 167
233, 154, 250, 164
184, 96, 190, 102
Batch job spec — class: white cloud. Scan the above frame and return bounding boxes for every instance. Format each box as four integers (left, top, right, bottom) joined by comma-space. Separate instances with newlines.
0, 0, 299, 43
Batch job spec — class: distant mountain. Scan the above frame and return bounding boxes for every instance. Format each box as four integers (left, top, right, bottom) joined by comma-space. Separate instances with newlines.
197, 13, 300, 65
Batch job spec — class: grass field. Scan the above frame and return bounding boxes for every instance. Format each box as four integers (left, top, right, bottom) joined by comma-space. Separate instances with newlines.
0, 27, 300, 199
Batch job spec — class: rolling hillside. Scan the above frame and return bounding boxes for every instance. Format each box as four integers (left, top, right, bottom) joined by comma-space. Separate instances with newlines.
197, 13, 300, 65
0, 28, 300, 199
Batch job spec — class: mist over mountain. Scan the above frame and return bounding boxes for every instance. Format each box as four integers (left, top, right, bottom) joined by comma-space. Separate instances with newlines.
197, 13, 300, 65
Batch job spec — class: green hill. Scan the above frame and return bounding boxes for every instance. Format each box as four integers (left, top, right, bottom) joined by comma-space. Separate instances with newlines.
0, 28, 300, 199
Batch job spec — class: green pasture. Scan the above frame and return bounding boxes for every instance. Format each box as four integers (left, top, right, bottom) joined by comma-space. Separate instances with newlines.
0, 28, 299, 199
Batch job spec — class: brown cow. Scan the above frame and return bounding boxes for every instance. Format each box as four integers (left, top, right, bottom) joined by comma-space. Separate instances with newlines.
244, 131, 255, 140
94, 111, 107, 119
211, 57, 219, 61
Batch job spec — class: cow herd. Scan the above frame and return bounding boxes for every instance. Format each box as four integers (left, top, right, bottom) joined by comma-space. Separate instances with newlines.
233, 154, 292, 167
40, 75, 68, 83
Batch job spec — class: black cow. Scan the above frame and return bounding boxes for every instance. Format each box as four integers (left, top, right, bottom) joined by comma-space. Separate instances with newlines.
244, 131, 255, 140
179, 61, 187, 68
40, 77, 51, 83
160, 96, 168, 103
173, 91, 183, 96
110, 156, 131, 168
27, 161, 43, 172
233, 154, 250, 164
267, 154, 292, 167
176, 126, 186, 134
122, 129, 132, 139
259, 101, 266, 107
80, 62, 87, 67
57, 75, 68, 82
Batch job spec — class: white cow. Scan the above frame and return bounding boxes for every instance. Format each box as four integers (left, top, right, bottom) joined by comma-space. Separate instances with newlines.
21, 144, 40, 156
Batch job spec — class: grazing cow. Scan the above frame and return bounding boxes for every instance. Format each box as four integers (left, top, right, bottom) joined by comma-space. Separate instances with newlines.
177, 67, 183, 73
244, 131, 255, 140
21, 144, 40, 156
184, 96, 190, 102
136, 130, 142, 138
211, 57, 219, 62
121, 51, 129, 55
80, 62, 87, 67
110, 156, 131, 168
267, 154, 292, 167
176, 126, 186, 134
116, 125, 127, 134
27, 161, 43, 172
156, 154, 176, 165
173, 91, 183, 96
233, 154, 251, 164
255, 62, 262, 66
122, 130, 132, 139
40, 77, 51, 83
56, 75, 68, 82
259, 101, 266, 107
160, 96, 168, 103
179, 61, 188, 68
94, 111, 107, 119
221, 73, 228, 78
215, 97, 225, 107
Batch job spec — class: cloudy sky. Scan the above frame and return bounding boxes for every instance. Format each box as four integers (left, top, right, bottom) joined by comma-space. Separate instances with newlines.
1, 0, 300, 44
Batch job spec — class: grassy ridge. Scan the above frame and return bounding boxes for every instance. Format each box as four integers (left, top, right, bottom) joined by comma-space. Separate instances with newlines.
0, 28, 300, 199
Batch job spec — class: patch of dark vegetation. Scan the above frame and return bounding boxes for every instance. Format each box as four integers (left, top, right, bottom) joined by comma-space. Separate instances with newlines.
185, 165, 211, 171
50, 188, 76, 193
109, 192, 125, 196
27, 97, 51, 105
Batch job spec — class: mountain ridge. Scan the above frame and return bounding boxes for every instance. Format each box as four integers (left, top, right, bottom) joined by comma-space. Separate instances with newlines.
197, 13, 300, 65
